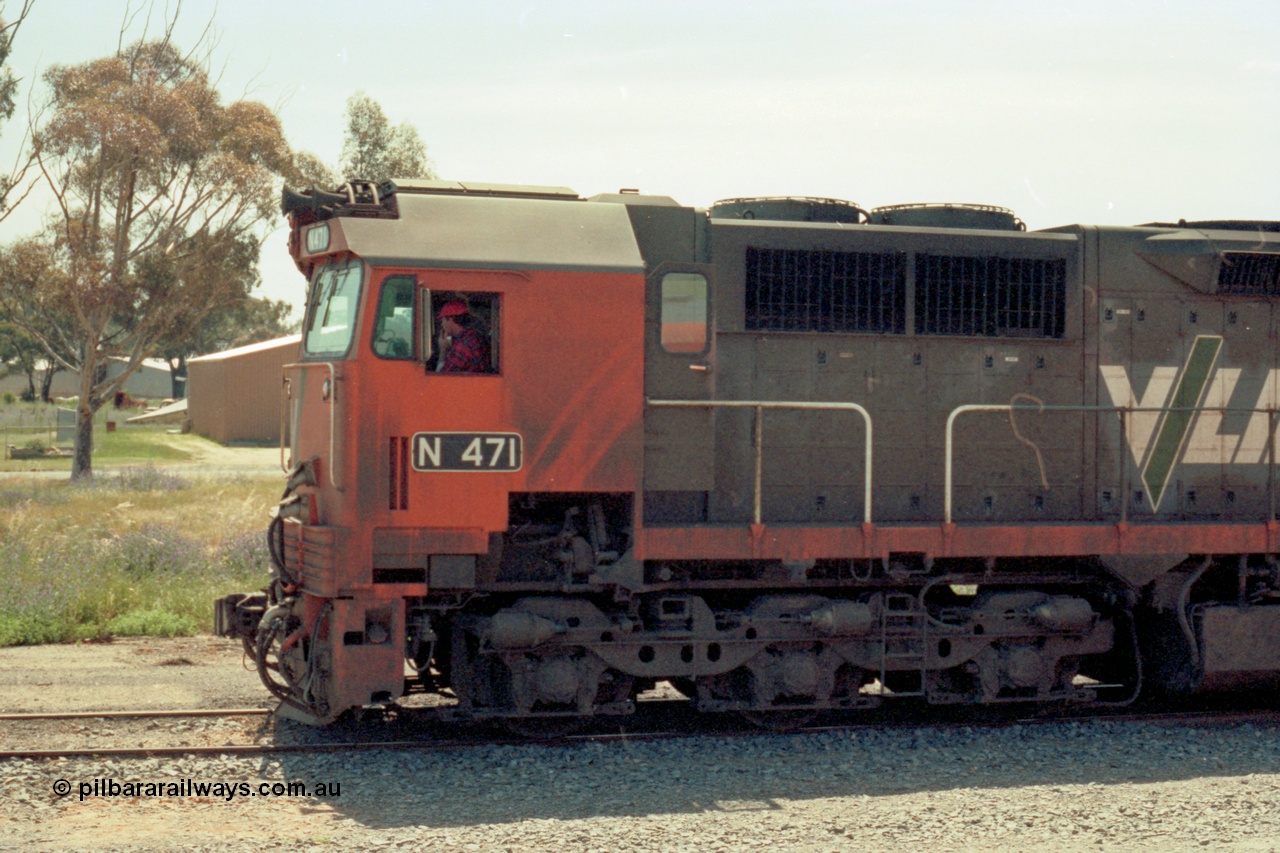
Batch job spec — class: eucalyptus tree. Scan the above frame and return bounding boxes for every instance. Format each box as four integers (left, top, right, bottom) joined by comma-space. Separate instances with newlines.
14, 34, 295, 479
157, 284, 295, 398
339, 91, 436, 182
0, 1, 37, 219
0, 312, 51, 401
0, 237, 75, 401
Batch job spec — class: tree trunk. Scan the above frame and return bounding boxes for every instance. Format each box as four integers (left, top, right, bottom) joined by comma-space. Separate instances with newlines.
39, 367, 57, 403
72, 402, 93, 481
71, 349, 99, 481
168, 354, 187, 398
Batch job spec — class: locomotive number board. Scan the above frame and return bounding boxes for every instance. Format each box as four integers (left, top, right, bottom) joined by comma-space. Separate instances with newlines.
411, 432, 523, 472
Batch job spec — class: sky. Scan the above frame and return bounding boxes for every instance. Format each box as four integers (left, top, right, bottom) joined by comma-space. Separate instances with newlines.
1, 0, 1277, 318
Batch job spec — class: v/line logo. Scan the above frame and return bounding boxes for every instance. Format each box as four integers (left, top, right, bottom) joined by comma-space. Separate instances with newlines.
1100, 334, 1280, 511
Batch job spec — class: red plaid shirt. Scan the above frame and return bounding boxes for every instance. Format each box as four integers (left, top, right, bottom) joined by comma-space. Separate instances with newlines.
441, 326, 491, 373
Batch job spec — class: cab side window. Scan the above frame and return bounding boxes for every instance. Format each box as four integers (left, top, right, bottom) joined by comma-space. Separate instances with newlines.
660, 273, 708, 353
429, 292, 500, 374
372, 276, 417, 359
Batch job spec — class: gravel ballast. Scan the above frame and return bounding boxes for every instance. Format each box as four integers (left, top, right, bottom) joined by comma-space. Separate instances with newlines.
3, 718, 1280, 852
3, 638, 1280, 851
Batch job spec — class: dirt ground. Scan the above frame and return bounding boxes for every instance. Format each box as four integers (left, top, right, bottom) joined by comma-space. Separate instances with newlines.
0, 441, 281, 479
125, 442, 282, 479
0, 636, 270, 714
171, 443, 280, 472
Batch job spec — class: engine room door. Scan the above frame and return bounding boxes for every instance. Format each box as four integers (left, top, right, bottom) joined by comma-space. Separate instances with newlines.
644, 267, 715, 516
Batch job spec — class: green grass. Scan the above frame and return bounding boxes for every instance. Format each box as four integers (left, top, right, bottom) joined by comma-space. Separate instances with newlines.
97, 424, 196, 462
0, 472, 279, 645
0, 397, 279, 645
103, 609, 200, 637
0, 420, 205, 471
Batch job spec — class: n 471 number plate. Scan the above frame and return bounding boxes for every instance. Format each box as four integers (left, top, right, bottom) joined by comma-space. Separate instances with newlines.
411, 432, 523, 472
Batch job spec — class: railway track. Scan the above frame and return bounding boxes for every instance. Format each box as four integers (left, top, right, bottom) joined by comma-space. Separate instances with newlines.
2, 695, 1278, 761
0, 708, 270, 721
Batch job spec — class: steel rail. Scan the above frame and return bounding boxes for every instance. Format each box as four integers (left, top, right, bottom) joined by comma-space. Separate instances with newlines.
0, 722, 761, 761
5, 705, 1278, 761
0, 741, 449, 760
0, 708, 271, 722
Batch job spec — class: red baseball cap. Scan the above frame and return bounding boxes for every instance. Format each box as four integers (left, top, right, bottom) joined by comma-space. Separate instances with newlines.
439, 300, 469, 319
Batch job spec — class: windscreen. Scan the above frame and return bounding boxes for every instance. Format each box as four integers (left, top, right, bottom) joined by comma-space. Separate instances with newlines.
303, 260, 364, 357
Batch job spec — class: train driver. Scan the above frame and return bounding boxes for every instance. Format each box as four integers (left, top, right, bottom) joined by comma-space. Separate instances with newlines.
437, 300, 492, 373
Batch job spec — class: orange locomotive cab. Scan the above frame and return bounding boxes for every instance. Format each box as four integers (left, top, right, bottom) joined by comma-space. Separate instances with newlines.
224, 181, 646, 723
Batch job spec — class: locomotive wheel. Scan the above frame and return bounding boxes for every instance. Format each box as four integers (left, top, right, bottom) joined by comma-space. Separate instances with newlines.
502, 715, 588, 739
739, 710, 818, 732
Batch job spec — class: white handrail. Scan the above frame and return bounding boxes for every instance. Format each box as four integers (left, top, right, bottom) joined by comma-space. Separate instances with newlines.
944, 403, 1279, 524
647, 399, 873, 524
282, 362, 340, 489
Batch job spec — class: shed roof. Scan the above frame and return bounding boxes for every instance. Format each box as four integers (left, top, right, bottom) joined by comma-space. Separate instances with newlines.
189, 334, 302, 363
126, 397, 188, 423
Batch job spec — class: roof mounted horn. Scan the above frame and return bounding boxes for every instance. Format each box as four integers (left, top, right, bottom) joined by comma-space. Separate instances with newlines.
281, 185, 350, 220
281, 181, 398, 224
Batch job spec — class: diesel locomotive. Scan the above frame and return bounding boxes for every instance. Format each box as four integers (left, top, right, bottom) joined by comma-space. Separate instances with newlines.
216, 179, 1280, 728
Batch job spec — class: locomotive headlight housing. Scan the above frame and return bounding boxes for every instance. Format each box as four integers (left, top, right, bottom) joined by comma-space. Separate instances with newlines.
305, 223, 330, 254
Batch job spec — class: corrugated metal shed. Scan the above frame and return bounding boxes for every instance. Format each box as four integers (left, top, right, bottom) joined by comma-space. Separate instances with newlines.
187, 335, 301, 444
0, 357, 175, 399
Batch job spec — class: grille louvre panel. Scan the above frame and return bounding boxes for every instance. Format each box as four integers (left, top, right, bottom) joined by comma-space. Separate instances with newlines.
915, 254, 1065, 339
1218, 252, 1280, 295
745, 247, 906, 333
283, 524, 342, 597
388, 436, 409, 511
